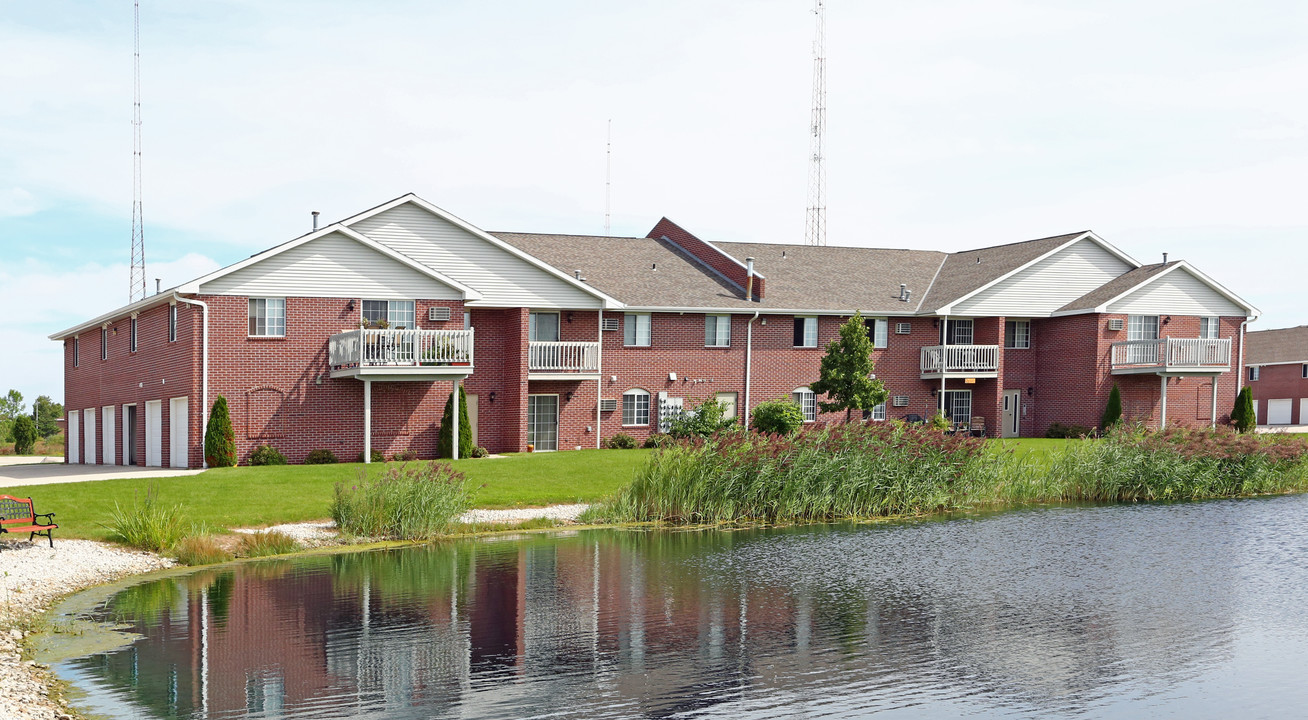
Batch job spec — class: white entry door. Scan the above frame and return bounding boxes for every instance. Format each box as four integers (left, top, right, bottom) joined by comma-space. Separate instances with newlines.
1268, 399, 1293, 425
68, 411, 80, 464
145, 400, 163, 467
465, 394, 479, 448
169, 396, 189, 468
1002, 390, 1021, 438
83, 408, 96, 465
101, 406, 116, 466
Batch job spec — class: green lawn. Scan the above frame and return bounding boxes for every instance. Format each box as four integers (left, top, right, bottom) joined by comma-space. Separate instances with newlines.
0, 449, 651, 541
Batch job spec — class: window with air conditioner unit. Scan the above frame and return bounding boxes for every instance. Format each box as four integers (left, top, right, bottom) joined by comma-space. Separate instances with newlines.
892, 395, 910, 407
599, 398, 617, 412
1107, 318, 1124, 331
428, 306, 451, 322
601, 317, 620, 332
895, 322, 912, 335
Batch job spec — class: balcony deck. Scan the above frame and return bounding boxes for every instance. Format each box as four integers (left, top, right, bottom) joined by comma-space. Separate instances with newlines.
528, 341, 601, 381
329, 328, 474, 381
920, 345, 1000, 380
1110, 338, 1231, 375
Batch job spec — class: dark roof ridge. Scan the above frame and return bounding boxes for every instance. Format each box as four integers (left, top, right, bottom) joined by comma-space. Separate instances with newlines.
490, 230, 647, 241
946, 230, 1091, 256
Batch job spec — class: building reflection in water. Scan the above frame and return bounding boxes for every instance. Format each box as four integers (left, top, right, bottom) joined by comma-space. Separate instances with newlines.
62, 506, 1249, 719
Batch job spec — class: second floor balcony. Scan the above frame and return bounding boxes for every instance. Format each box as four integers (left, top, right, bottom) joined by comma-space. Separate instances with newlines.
329, 328, 474, 380
528, 341, 601, 380
1111, 338, 1231, 374
921, 344, 1000, 379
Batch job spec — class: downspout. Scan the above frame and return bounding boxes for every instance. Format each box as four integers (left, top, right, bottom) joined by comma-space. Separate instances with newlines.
596, 310, 603, 449
1237, 317, 1253, 393
173, 294, 209, 468
744, 310, 760, 425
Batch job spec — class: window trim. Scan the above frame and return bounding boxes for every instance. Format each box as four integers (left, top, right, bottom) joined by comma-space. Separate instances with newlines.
248, 297, 287, 338
705, 314, 731, 347
1004, 319, 1031, 349
1127, 314, 1160, 341
1249, 366, 1260, 382
867, 402, 887, 422
622, 388, 651, 427
168, 304, 178, 343
941, 318, 974, 345
792, 388, 817, 423
1199, 317, 1219, 339
129, 317, 138, 353
361, 299, 417, 330
528, 311, 561, 342
794, 316, 818, 348
865, 317, 888, 349
624, 313, 651, 347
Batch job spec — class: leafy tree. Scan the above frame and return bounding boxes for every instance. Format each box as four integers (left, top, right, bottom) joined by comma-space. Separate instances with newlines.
438, 385, 474, 458
204, 395, 237, 467
667, 396, 736, 439
810, 312, 887, 422
750, 399, 804, 435
1101, 384, 1123, 431
34, 395, 63, 438
0, 389, 24, 443
1231, 386, 1256, 433
12, 415, 37, 455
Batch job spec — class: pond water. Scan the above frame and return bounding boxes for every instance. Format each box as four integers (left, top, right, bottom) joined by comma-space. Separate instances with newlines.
53, 496, 1308, 719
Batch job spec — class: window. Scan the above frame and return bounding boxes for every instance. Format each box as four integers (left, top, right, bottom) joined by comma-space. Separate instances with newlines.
942, 390, 972, 425
1200, 317, 1219, 339
168, 304, 178, 342
248, 298, 286, 337
705, 315, 731, 347
101, 327, 108, 360
941, 319, 973, 345
1303, 364, 1308, 379
362, 299, 416, 329
1249, 366, 1260, 382
1005, 320, 1031, 349
864, 318, 888, 348
1127, 315, 1159, 341
464, 311, 472, 329
624, 313, 651, 346
529, 312, 560, 342
794, 317, 818, 347
622, 389, 650, 426
129, 317, 138, 352
72, 338, 79, 367
792, 388, 817, 422
866, 403, 886, 421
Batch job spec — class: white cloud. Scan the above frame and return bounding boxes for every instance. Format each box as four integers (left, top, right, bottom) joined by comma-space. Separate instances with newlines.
0, 187, 39, 218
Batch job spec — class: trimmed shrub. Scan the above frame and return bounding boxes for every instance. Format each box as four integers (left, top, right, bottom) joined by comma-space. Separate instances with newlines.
355, 449, 386, 463
331, 461, 471, 539
1046, 422, 1093, 439
173, 535, 233, 566
204, 396, 236, 467
437, 386, 474, 458
750, 399, 804, 435
470, 446, 489, 458
392, 449, 418, 462
249, 444, 288, 466
668, 397, 737, 439
1101, 384, 1123, 431
1232, 387, 1256, 433
304, 449, 339, 465
11, 415, 37, 455
605, 433, 638, 449
643, 433, 675, 449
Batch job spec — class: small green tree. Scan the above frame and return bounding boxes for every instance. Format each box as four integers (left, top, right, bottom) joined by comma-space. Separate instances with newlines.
204, 396, 236, 467
810, 312, 887, 422
437, 385, 474, 458
34, 395, 63, 438
667, 396, 736, 439
1101, 384, 1123, 431
12, 415, 37, 455
1231, 386, 1256, 433
750, 399, 804, 435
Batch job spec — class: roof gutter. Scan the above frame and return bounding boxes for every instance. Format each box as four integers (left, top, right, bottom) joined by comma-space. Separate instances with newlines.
173, 293, 210, 468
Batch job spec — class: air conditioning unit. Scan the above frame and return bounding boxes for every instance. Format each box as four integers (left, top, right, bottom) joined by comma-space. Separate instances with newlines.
1107, 318, 1124, 331
602, 318, 620, 332
428, 306, 451, 322
892, 395, 910, 407
599, 398, 617, 412
895, 322, 912, 335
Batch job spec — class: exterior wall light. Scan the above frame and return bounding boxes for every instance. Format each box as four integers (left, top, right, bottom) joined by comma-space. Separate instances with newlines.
489, 391, 496, 403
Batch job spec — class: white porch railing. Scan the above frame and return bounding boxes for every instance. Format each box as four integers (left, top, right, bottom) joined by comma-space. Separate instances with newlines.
1111, 338, 1230, 371
528, 341, 600, 372
920, 345, 1000, 376
329, 328, 474, 370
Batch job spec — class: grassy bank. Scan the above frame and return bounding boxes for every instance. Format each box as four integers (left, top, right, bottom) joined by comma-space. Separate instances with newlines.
593, 424, 1308, 524
0, 449, 650, 541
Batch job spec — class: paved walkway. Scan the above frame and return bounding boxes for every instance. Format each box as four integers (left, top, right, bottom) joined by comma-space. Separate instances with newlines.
1256, 425, 1308, 434
0, 461, 204, 488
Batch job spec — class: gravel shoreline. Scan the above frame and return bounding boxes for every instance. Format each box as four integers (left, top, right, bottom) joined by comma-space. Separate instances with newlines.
0, 503, 589, 719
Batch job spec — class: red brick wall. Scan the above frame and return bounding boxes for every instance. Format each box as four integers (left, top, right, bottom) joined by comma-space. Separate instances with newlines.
646, 218, 763, 299
465, 308, 528, 453
1248, 362, 1308, 425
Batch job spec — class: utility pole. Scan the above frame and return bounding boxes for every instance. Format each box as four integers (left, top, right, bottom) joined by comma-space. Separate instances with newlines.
129, 0, 147, 302
804, 0, 827, 246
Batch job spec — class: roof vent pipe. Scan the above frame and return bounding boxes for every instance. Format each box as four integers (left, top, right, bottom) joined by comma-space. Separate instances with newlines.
745, 257, 756, 301
1162, 252, 1168, 264
899, 284, 908, 302
574, 269, 585, 281
312, 211, 320, 231
155, 278, 161, 295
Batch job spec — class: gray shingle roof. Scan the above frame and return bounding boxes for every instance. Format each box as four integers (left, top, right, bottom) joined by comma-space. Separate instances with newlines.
1246, 326, 1308, 365
1055, 262, 1174, 313
918, 232, 1089, 312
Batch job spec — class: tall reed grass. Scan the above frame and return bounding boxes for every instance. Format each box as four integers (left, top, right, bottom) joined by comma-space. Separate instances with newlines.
105, 485, 191, 552
598, 423, 1308, 524
331, 461, 471, 539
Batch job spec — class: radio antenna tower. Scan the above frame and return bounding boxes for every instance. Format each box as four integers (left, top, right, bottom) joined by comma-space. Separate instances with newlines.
129, 0, 147, 302
804, 0, 827, 246
604, 119, 612, 235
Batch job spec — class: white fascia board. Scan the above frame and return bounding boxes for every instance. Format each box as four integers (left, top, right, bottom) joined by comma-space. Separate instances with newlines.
342, 193, 625, 310
618, 305, 918, 316
932, 231, 1142, 315
1083, 261, 1261, 317
50, 291, 180, 341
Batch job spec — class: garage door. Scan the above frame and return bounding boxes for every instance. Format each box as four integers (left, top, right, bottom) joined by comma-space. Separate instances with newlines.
1268, 399, 1293, 425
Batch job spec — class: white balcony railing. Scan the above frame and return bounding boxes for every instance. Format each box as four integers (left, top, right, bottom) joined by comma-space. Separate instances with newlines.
528, 341, 600, 373
920, 344, 1000, 376
1111, 338, 1230, 372
329, 328, 474, 370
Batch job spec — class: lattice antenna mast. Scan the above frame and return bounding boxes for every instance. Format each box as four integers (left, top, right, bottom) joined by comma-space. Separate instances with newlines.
129, 0, 147, 302
804, 0, 827, 246
604, 119, 612, 235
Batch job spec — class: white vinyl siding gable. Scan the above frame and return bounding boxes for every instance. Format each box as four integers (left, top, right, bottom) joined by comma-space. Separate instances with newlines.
350, 204, 602, 309
199, 231, 463, 300
1105, 268, 1245, 317
948, 238, 1134, 316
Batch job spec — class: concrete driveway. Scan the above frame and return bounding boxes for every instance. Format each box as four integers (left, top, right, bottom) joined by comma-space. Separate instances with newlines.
0, 459, 204, 488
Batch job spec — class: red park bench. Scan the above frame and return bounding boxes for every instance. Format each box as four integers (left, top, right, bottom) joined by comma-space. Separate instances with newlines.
0, 495, 58, 548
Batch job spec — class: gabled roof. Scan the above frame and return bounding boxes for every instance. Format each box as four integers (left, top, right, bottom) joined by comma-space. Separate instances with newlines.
1246, 326, 1308, 366
49, 287, 183, 341
1051, 260, 1260, 318
921, 231, 1140, 313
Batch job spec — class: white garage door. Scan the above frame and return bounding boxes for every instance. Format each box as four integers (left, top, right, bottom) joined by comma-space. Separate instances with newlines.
1268, 399, 1293, 425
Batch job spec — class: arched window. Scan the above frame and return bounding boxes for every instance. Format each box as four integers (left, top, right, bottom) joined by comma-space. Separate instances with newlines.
623, 389, 651, 426
792, 388, 816, 423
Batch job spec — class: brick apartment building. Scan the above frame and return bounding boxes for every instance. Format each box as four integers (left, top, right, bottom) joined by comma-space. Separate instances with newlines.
1244, 326, 1308, 426
52, 194, 1259, 467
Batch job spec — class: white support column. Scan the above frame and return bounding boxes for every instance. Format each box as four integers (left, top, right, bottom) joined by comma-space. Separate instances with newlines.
1160, 374, 1168, 429
939, 315, 948, 419
363, 379, 372, 464
1211, 377, 1219, 429
452, 379, 460, 460
596, 311, 603, 449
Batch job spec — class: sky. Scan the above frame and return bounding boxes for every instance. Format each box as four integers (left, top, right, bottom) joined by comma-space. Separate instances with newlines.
2, 0, 1306, 404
